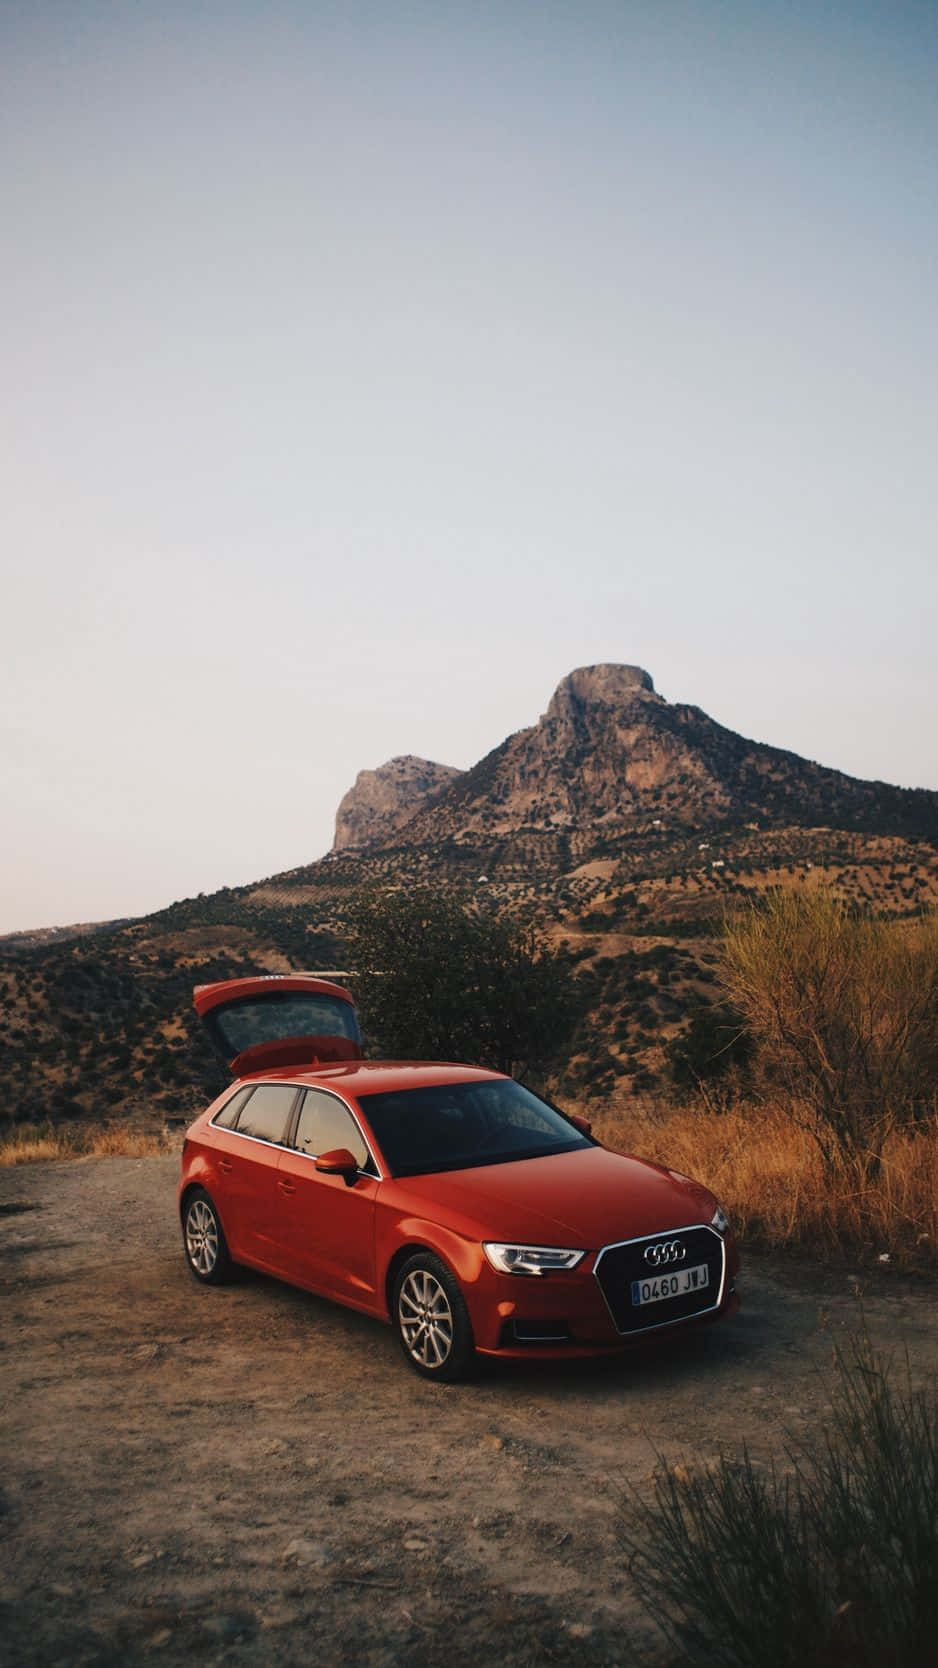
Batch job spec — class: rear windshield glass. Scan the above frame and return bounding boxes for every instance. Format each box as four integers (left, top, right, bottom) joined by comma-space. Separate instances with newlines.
214, 993, 360, 1056
356, 1078, 590, 1177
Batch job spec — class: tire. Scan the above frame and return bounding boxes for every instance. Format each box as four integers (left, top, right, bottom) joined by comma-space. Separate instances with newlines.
393, 1252, 475, 1382
182, 1187, 232, 1285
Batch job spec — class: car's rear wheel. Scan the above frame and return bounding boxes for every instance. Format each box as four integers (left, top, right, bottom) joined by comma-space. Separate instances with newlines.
394, 1253, 475, 1381
182, 1188, 232, 1285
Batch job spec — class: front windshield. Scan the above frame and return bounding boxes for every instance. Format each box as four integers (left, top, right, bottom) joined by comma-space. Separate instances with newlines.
356, 1078, 591, 1177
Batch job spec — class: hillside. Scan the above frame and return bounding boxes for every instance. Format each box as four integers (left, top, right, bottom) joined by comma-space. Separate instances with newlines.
2, 665, 936, 1131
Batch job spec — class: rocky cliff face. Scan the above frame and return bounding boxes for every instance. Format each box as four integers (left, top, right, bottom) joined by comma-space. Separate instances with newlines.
333, 755, 463, 851
394, 664, 731, 839
354, 665, 938, 848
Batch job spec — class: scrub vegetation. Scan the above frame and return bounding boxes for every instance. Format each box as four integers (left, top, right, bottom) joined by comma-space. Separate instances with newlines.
588, 896, 938, 1269
720, 892, 938, 1176
622, 1341, 938, 1668
588, 1096, 937, 1270
0, 1123, 177, 1165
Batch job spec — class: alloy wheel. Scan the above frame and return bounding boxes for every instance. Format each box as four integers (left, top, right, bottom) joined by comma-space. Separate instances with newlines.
398, 1268, 454, 1370
185, 1198, 219, 1277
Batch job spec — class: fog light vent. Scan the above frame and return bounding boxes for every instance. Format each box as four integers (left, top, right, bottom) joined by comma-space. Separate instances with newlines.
512, 1320, 571, 1344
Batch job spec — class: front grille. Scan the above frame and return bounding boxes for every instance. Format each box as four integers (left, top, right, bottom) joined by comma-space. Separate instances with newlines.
594, 1226, 725, 1335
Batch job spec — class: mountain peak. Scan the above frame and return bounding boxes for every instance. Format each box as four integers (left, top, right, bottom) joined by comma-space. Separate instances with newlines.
545, 664, 656, 721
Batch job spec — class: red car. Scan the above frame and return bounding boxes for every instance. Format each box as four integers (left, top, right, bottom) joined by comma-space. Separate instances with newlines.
179, 975, 739, 1380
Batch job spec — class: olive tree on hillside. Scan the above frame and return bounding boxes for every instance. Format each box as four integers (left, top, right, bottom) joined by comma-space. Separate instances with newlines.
721, 891, 938, 1176
344, 888, 576, 1080
665, 1001, 753, 1102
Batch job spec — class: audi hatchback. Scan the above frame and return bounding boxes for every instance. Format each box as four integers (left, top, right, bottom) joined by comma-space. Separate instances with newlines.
179, 975, 739, 1379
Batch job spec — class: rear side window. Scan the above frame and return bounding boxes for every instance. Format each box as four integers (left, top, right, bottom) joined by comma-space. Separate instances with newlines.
212, 1087, 253, 1130
235, 1084, 297, 1145
293, 1089, 369, 1171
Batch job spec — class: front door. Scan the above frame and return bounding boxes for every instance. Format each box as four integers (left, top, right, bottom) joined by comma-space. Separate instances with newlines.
275, 1088, 379, 1307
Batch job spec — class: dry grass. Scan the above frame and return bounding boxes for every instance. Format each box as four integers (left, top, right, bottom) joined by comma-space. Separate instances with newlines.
584, 1095, 938, 1268
0, 1124, 178, 1166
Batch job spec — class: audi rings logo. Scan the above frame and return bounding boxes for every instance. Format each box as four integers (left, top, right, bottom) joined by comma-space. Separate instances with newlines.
644, 1239, 686, 1267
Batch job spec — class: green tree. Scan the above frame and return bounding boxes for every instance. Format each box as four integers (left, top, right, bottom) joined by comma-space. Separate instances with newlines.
665, 1001, 753, 1098
343, 887, 576, 1078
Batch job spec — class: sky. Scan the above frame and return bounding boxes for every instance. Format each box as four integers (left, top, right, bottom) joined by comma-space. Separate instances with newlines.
2, 0, 936, 934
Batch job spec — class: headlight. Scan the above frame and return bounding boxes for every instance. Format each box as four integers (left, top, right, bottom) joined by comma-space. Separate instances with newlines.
483, 1243, 586, 1276
711, 1206, 730, 1235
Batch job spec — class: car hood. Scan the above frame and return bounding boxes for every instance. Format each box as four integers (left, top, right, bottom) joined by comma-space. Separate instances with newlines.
395, 1144, 717, 1248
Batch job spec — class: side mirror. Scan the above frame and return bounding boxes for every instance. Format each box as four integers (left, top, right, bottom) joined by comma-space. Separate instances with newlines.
569, 1113, 592, 1137
314, 1147, 360, 1185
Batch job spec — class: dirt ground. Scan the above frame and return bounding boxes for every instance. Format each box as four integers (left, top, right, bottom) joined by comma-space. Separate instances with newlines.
1, 1158, 936, 1668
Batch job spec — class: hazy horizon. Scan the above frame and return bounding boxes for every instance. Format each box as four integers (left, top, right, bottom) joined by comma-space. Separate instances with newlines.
3, 1, 937, 933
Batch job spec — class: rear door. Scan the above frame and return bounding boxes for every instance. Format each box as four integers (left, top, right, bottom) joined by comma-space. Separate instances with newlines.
194, 975, 362, 1077
214, 1082, 301, 1270
200, 1085, 254, 1256
275, 1088, 380, 1308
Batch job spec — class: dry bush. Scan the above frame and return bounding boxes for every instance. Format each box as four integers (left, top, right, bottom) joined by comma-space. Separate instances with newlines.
721, 892, 938, 1176
584, 1094, 938, 1266
623, 1341, 938, 1668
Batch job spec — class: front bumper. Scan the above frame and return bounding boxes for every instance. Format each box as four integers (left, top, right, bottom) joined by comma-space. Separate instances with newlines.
466, 1228, 741, 1360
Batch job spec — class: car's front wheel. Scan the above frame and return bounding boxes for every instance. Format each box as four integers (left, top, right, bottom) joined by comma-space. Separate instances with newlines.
393, 1253, 475, 1381
182, 1188, 232, 1285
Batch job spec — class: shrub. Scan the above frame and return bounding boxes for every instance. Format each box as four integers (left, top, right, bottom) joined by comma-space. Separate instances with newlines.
623, 1342, 938, 1668
722, 893, 938, 1175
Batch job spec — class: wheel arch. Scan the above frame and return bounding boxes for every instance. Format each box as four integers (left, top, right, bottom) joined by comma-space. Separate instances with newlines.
179, 1178, 228, 1241
179, 1179, 206, 1221
382, 1217, 485, 1319
384, 1241, 441, 1320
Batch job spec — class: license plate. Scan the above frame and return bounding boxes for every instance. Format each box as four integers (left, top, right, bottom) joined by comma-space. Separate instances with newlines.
631, 1262, 710, 1306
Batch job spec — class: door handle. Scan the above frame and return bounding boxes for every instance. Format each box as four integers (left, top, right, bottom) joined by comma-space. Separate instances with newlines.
279, 1179, 296, 1195
218, 1159, 233, 1173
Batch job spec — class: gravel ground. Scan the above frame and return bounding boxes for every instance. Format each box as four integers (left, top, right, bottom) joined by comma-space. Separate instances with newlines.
1, 1156, 936, 1668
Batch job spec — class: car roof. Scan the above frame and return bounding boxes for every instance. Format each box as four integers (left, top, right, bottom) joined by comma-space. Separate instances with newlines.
235, 1060, 505, 1095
